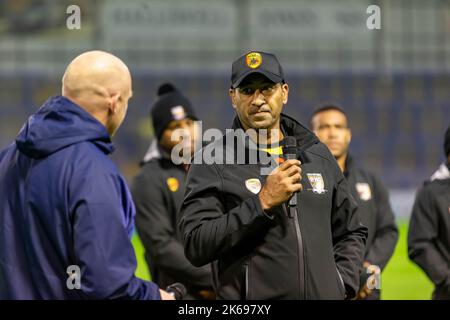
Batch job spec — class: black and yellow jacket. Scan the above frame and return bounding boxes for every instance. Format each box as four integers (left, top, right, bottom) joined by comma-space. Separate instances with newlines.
179, 114, 367, 300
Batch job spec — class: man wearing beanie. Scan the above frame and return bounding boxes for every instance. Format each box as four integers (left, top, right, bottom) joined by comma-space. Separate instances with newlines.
131, 83, 214, 300
408, 125, 450, 300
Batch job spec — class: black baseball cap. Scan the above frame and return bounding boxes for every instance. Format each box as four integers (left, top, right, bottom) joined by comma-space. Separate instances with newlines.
231, 51, 285, 88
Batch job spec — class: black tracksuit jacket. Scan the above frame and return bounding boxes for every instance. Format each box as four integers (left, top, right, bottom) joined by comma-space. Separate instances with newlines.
179, 114, 368, 300
131, 142, 212, 296
408, 162, 450, 300
344, 156, 398, 299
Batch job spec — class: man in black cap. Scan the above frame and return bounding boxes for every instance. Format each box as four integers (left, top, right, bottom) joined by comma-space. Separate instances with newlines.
179, 51, 367, 299
408, 125, 450, 300
310, 105, 398, 300
131, 83, 214, 300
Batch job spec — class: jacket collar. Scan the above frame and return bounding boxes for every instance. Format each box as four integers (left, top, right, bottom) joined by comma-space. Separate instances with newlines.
231, 113, 319, 152
343, 154, 355, 178
430, 162, 450, 181
15, 95, 113, 158
140, 139, 174, 166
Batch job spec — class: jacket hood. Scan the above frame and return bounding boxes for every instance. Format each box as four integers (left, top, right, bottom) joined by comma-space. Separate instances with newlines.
140, 140, 173, 165
15, 95, 114, 159
231, 113, 319, 150
141, 140, 161, 164
430, 162, 450, 181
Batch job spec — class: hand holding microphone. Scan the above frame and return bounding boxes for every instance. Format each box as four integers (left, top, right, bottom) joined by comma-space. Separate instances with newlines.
258, 137, 302, 212
164, 283, 187, 300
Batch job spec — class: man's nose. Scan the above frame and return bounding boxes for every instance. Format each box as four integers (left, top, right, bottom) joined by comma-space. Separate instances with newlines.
251, 89, 265, 106
180, 127, 191, 136
328, 127, 339, 138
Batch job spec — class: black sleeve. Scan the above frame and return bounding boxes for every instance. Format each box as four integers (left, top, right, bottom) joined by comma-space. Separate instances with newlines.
365, 175, 399, 270
408, 185, 450, 288
132, 169, 212, 288
179, 163, 273, 267
331, 164, 368, 299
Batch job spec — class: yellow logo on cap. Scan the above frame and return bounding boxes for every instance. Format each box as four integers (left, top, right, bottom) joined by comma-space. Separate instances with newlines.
167, 177, 179, 192
246, 52, 262, 69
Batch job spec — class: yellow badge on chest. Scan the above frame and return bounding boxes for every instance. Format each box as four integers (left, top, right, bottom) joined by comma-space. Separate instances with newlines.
167, 177, 179, 192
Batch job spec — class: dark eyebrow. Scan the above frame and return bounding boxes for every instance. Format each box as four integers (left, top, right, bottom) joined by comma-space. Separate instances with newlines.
239, 81, 277, 89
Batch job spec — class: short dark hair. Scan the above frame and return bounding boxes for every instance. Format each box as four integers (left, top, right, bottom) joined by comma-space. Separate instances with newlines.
309, 104, 348, 129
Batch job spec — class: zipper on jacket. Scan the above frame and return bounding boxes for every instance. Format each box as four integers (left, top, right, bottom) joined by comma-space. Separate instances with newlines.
244, 262, 249, 300
284, 204, 306, 299
336, 267, 346, 297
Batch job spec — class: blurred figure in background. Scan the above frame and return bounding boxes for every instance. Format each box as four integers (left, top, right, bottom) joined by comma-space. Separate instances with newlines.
408, 125, 450, 300
132, 84, 214, 300
0, 51, 172, 300
310, 105, 398, 300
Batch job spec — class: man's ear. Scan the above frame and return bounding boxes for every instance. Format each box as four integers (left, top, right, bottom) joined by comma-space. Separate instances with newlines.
229, 88, 237, 109
281, 83, 289, 104
108, 93, 121, 114
347, 128, 352, 144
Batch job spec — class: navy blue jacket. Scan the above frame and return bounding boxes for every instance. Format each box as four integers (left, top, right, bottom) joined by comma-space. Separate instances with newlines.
0, 96, 160, 299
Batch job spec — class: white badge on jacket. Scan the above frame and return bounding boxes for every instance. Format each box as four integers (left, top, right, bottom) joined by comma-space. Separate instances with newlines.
245, 178, 262, 194
355, 182, 372, 201
307, 173, 327, 194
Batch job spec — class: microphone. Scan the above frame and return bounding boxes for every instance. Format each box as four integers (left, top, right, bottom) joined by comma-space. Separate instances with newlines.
283, 136, 299, 207
165, 283, 187, 300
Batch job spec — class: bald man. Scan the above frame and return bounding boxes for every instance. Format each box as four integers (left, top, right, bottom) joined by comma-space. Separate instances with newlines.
0, 51, 173, 300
